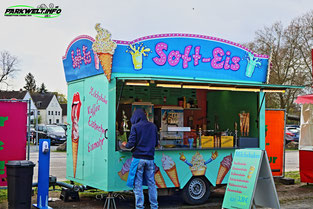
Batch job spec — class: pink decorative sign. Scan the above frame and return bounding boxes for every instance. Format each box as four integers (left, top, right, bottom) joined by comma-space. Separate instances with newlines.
0, 101, 27, 186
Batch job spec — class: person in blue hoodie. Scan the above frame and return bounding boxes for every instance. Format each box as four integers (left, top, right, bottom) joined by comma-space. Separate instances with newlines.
122, 108, 159, 209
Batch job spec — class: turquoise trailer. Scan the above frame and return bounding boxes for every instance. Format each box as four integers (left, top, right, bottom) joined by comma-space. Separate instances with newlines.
62, 24, 293, 204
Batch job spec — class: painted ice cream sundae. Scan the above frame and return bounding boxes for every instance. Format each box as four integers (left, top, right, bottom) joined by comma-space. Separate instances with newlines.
92, 23, 117, 82
118, 158, 132, 181
154, 164, 166, 188
162, 154, 179, 187
216, 153, 233, 184
245, 52, 262, 78
126, 43, 151, 70
71, 92, 82, 178
180, 151, 218, 176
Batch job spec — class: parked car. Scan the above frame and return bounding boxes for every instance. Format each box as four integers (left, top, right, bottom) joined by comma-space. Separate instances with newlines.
34, 124, 66, 145
285, 126, 300, 143
53, 123, 68, 132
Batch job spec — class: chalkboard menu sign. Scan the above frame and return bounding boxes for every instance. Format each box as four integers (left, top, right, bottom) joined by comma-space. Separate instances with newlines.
222, 149, 280, 209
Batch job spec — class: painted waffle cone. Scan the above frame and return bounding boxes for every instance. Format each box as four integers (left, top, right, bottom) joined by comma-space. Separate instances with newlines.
216, 165, 229, 184
98, 53, 113, 82
190, 167, 207, 176
72, 141, 78, 178
165, 165, 180, 187
118, 171, 129, 181
154, 170, 166, 188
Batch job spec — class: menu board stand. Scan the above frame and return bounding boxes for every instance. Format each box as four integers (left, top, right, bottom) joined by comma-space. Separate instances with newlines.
222, 149, 280, 209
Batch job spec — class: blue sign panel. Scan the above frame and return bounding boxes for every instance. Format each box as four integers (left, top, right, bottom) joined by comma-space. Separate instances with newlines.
112, 34, 269, 83
63, 33, 269, 83
63, 35, 103, 82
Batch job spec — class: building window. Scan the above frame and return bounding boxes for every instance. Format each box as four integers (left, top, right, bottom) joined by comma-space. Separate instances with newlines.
38, 111, 40, 115
58, 111, 60, 115
49, 119, 52, 124
56, 119, 59, 123
36, 102, 42, 107
48, 111, 50, 115
55, 111, 57, 115
51, 111, 53, 115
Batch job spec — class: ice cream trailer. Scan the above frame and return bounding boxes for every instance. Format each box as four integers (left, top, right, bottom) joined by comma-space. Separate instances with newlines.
62, 24, 297, 204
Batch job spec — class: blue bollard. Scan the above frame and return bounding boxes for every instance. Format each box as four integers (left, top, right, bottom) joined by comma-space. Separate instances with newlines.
33, 139, 52, 209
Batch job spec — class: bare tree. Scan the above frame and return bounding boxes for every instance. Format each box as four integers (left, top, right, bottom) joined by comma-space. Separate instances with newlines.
0, 51, 19, 88
245, 10, 313, 115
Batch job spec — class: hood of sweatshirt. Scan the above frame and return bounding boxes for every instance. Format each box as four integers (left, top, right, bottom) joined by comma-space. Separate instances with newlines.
130, 109, 147, 125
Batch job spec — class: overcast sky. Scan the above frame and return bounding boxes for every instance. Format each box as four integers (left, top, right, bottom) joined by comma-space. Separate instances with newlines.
0, 0, 312, 95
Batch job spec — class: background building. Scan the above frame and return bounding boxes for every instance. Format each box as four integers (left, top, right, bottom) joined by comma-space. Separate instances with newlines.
60, 103, 67, 124
0, 90, 38, 124
31, 92, 62, 124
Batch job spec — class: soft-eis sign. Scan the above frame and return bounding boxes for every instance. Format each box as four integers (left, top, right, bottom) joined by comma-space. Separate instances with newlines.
153, 42, 241, 71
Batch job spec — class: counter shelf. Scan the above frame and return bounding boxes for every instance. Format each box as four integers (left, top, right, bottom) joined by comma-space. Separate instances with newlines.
118, 146, 238, 152
116, 129, 251, 151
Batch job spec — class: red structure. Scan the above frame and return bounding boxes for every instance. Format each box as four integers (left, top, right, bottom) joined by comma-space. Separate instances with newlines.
295, 95, 313, 183
0, 101, 27, 186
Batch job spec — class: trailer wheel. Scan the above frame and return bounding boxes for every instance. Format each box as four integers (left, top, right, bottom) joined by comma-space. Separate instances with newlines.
182, 177, 211, 205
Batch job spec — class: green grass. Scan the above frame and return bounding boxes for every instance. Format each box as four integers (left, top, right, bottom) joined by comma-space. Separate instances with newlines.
80, 190, 106, 198
300, 183, 313, 188
0, 188, 7, 203
285, 171, 301, 183
285, 148, 299, 151
52, 149, 66, 152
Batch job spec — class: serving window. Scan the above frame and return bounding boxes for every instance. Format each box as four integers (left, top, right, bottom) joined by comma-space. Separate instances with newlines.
115, 80, 260, 151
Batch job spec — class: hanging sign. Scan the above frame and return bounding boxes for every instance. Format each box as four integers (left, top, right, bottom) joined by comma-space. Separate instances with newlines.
222, 149, 280, 209
63, 32, 269, 83
62, 35, 103, 82
112, 34, 269, 83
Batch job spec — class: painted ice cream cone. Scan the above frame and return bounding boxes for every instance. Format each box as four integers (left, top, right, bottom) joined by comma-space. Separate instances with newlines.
154, 164, 166, 188
71, 92, 82, 178
118, 171, 129, 181
118, 158, 132, 181
72, 142, 78, 177
162, 154, 180, 187
216, 165, 228, 184
216, 153, 233, 184
92, 23, 117, 82
165, 165, 180, 187
98, 53, 113, 81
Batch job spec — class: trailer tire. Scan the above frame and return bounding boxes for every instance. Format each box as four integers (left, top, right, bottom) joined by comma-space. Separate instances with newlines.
181, 176, 211, 205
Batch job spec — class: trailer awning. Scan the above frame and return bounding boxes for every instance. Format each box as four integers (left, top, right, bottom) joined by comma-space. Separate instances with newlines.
117, 77, 303, 93
295, 94, 313, 104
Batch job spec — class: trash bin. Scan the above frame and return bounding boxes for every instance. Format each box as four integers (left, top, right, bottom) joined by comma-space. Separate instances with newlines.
5, 160, 35, 209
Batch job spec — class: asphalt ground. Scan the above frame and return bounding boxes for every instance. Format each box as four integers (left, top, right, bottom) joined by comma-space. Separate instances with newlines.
27, 145, 299, 183
3, 146, 298, 209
